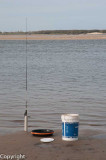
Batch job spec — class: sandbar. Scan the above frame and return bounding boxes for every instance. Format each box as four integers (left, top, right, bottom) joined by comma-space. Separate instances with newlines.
0, 34, 106, 40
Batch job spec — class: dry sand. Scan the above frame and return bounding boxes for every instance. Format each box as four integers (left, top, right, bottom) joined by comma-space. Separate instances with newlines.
0, 34, 106, 40
0, 129, 106, 160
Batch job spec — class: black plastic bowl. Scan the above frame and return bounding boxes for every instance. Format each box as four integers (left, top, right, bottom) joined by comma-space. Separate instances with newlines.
31, 129, 54, 136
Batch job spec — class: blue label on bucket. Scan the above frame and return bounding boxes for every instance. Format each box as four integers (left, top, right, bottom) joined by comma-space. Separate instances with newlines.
62, 122, 79, 138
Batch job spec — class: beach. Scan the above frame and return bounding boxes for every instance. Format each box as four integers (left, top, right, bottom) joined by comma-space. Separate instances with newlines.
0, 129, 106, 160
0, 33, 106, 40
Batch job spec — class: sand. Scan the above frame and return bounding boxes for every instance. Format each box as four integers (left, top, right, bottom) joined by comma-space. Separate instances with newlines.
0, 129, 106, 160
0, 34, 106, 40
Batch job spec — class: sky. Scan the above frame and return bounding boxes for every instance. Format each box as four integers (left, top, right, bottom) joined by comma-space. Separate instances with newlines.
0, 0, 106, 32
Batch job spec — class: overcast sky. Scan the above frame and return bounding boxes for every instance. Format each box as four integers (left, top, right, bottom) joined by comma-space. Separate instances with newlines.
0, 0, 106, 31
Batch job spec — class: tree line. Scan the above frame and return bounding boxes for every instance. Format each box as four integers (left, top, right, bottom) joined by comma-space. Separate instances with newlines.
0, 30, 106, 35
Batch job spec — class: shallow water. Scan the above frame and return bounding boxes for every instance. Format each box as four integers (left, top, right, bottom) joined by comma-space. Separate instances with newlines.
0, 40, 106, 133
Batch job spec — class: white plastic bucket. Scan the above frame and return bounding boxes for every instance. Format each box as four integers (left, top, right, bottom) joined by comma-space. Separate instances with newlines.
61, 114, 79, 141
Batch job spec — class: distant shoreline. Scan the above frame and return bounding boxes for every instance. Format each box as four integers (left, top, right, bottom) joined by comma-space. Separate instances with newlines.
0, 33, 106, 40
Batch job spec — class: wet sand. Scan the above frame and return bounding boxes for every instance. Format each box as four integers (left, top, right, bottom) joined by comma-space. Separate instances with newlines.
0, 129, 106, 160
0, 34, 106, 40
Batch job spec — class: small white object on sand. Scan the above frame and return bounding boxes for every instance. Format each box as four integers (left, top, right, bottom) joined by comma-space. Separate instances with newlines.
40, 138, 54, 143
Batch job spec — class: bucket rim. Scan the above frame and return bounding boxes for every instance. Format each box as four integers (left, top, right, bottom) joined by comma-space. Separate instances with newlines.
62, 114, 79, 117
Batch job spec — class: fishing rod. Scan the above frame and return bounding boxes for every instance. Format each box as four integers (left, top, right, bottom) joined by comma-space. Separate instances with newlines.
24, 18, 28, 132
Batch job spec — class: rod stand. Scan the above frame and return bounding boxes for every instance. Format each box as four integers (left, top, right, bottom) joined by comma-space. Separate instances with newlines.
24, 110, 28, 132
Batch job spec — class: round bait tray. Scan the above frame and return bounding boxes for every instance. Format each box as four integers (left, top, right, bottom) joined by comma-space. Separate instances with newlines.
31, 129, 54, 136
